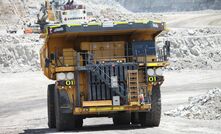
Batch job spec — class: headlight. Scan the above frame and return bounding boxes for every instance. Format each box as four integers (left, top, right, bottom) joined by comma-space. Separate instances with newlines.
155, 68, 163, 76
67, 72, 74, 80
147, 69, 155, 76
56, 73, 66, 80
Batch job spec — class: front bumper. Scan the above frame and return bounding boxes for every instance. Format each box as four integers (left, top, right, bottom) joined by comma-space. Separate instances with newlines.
73, 104, 151, 115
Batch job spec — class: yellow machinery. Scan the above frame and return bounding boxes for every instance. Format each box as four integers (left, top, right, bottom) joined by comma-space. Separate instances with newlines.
40, 20, 170, 131
37, 0, 87, 31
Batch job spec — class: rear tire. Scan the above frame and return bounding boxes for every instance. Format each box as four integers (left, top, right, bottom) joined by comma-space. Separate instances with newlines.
47, 84, 56, 128
113, 112, 131, 125
54, 87, 83, 131
139, 85, 161, 127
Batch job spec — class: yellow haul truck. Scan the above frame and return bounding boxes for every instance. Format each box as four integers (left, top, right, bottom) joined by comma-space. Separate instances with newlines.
40, 21, 170, 131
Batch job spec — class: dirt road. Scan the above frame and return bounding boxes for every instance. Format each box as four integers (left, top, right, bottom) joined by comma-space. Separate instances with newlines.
0, 70, 221, 134
165, 11, 221, 28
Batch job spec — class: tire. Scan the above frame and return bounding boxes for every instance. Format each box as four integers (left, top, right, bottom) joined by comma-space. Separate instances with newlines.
131, 112, 139, 125
113, 112, 131, 125
54, 87, 83, 131
47, 84, 56, 128
139, 85, 161, 127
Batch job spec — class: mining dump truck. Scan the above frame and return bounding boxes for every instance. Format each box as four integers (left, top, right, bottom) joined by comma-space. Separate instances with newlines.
40, 20, 170, 131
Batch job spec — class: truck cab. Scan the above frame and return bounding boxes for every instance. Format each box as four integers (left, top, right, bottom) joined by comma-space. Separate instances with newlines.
40, 20, 170, 131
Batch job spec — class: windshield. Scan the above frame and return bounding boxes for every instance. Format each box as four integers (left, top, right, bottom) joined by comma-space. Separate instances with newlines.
51, 0, 85, 10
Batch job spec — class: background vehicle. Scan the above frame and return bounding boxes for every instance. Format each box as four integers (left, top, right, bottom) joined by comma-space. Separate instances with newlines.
24, 24, 41, 34
40, 20, 170, 131
37, 0, 87, 31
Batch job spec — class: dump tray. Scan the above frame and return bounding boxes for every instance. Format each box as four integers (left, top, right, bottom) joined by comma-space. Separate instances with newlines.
46, 21, 165, 37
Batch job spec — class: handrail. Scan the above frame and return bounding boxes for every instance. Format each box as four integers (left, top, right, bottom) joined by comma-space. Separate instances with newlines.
53, 49, 166, 68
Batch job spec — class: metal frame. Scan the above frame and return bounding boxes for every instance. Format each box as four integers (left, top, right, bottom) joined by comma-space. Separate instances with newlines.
46, 21, 165, 35
53, 50, 164, 106
74, 104, 151, 115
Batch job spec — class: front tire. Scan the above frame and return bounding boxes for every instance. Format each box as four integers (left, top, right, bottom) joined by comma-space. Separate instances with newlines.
113, 112, 131, 125
139, 85, 161, 127
54, 87, 83, 131
131, 112, 139, 125
47, 84, 56, 128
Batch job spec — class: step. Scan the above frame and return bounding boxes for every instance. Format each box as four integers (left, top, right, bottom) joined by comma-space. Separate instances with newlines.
129, 86, 138, 89
129, 78, 138, 81
129, 75, 138, 77
129, 88, 139, 91
130, 98, 139, 101
129, 89, 139, 92
130, 94, 139, 97
129, 81, 138, 83
129, 89, 138, 92
128, 70, 138, 73
128, 84, 138, 87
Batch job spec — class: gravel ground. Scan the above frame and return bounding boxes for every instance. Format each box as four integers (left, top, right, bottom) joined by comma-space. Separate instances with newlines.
0, 70, 221, 134
164, 88, 221, 120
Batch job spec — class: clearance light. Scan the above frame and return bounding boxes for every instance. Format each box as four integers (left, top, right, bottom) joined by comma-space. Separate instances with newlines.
147, 69, 155, 76
56, 73, 66, 80
56, 72, 75, 80
67, 72, 74, 80
155, 68, 163, 76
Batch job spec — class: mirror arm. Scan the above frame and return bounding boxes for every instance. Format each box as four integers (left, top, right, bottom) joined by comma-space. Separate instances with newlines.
45, 58, 50, 68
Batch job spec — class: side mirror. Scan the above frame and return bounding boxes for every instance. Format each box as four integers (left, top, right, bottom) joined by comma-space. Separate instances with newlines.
50, 53, 55, 61
45, 58, 50, 68
165, 41, 171, 57
162, 41, 171, 61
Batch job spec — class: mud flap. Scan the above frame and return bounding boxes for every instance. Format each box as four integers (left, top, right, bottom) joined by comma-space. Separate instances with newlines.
58, 89, 73, 114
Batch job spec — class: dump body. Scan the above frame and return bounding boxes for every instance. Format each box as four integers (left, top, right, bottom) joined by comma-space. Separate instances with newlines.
40, 20, 170, 130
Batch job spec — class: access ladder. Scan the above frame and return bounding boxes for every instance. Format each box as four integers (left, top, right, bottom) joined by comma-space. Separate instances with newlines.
127, 70, 140, 105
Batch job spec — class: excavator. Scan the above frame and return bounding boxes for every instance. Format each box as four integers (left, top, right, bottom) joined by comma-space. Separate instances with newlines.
37, 0, 87, 31
39, 0, 170, 131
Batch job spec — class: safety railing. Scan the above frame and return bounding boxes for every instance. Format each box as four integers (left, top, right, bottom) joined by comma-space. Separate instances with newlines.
53, 47, 168, 68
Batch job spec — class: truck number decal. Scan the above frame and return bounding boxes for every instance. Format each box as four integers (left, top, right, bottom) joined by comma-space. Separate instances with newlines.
65, 80, 75, 86
148, 76, 157, 82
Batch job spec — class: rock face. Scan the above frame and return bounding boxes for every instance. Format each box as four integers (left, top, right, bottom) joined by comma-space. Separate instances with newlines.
164, 88, 221, 120
116, 0, 221, 12
0, 34, 42, 73
157, 28, 221, 70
